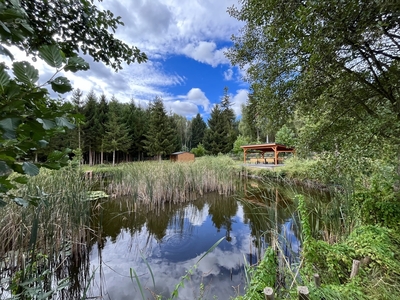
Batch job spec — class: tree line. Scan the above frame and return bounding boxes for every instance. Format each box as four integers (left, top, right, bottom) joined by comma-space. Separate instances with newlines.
38, 87, 239, 165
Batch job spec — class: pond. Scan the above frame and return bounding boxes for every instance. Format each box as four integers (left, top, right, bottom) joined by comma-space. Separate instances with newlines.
80, 181, 307, 300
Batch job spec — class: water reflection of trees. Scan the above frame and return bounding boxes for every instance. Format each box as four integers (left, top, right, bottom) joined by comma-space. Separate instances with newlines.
71, 186, 299, 295
239, 181, 302, 262
207, 193, 238, 242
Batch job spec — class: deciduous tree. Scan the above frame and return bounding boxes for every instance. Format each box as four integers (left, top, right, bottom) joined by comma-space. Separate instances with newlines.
0, 0, 147, 205
228, 0, 400, 160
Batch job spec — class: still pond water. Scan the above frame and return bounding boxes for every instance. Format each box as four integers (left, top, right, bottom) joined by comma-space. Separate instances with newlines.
85, 182, 309, 300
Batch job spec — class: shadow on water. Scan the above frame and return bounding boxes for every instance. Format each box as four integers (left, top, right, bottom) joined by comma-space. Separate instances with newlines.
61, 179, 330, 299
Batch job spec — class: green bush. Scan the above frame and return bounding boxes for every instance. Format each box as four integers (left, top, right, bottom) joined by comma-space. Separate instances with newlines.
190, 143, 206, 157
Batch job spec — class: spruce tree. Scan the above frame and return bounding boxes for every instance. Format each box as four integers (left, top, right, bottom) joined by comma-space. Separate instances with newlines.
220, 87, 238, 153
104, 98, 131, 166
203, 105, 225, 155
144, 97, 177, 161
204, 88, 238, 155
190, 113, 207, 149
82, 90, 98, 165
95, 94, 109, 164
71, 88, 84, 151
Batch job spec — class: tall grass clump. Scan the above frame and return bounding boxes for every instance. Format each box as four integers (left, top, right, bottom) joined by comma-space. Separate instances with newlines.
0, 166, 92, 298
95, 156, 238, 205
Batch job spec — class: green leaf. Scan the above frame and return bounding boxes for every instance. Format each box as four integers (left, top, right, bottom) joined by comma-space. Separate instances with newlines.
65, 56, 90, 72
12, 163, 23, 174
13, 197, 29, 207
0, 160, 12, 176
0, 178, 15, 192
0, 45, 13, 60
13, 176, 28, 184
42, 162, 61, 170
0, 66, 11, 92
0, 21, 11, 34
38, 139, 49, 148
12, 61, 39, 86
50, 76, 72, 93
0, 117, 21, 139
0, 198, 6, 207
39, 45, 64, 69
55, 117, 75, 129
36, 118, 56, 130
22, 162, 39, 176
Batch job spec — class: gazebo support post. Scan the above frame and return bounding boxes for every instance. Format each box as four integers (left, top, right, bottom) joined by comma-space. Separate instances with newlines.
273, 146, 278, 165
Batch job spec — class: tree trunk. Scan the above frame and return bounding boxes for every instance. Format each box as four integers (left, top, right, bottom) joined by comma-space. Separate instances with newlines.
100, 142, 104, 165
112, 149, 116, 166
395, 147, 400, 192
89, 146, 93, 166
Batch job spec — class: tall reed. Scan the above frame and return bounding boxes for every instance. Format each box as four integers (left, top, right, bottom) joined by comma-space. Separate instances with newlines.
0, 166, 92, 298
94, 156, 238, 204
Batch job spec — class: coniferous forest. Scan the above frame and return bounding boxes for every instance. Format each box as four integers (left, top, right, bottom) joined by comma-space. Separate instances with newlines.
40, 88, 240, 166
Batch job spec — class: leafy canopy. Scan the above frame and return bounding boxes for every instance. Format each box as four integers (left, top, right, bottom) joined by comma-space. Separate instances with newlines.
228, 0, 400, 156
0, 0, 147, 206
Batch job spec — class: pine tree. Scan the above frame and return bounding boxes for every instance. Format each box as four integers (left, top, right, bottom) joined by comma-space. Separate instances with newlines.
144, 97, 177, 161
190, 113, 206, 149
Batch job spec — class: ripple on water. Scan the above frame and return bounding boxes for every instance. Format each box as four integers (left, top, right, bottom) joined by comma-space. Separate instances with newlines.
159, 232, 198, 262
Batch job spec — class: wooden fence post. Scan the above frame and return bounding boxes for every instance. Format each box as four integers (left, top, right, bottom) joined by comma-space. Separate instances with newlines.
350, 259, 360, 278
297, 286, 309, 300
264, 287, 275, 300
314, 273, 321, 287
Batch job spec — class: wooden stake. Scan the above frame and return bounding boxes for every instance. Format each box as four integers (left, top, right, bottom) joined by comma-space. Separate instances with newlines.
350, 259, 360, 278
297, 286, 309, 300
263, 287, 275, 300
314, 273, 321, 287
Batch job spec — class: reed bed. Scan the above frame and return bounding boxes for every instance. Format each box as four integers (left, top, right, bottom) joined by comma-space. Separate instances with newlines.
0, 166, 92, 297
95, 156, 238, 204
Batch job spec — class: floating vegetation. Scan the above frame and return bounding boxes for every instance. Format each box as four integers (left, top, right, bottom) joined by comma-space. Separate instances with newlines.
86, 190, 109, 201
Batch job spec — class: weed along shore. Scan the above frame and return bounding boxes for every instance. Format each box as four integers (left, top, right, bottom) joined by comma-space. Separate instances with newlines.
234, 157, 400, 300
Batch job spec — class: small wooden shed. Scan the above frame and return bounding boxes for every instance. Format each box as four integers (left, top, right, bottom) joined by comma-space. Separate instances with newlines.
170, 151, 195, 162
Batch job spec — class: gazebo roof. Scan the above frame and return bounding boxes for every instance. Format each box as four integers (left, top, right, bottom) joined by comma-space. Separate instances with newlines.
240, 143, 295, 165
240, 143, 295, 152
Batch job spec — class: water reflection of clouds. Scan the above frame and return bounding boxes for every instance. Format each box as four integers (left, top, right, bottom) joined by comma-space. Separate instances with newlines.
88, 200, 266, 299
91, 238, 250, 299
187, 203, 210, 226
89, 222, 253, 299
279, 219, 301, 263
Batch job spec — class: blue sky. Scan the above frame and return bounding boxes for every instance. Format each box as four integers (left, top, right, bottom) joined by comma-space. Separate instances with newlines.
8, 0, 248, 120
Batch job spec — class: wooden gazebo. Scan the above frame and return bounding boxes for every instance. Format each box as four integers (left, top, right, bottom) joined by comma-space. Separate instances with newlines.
241, 143, 295, 165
